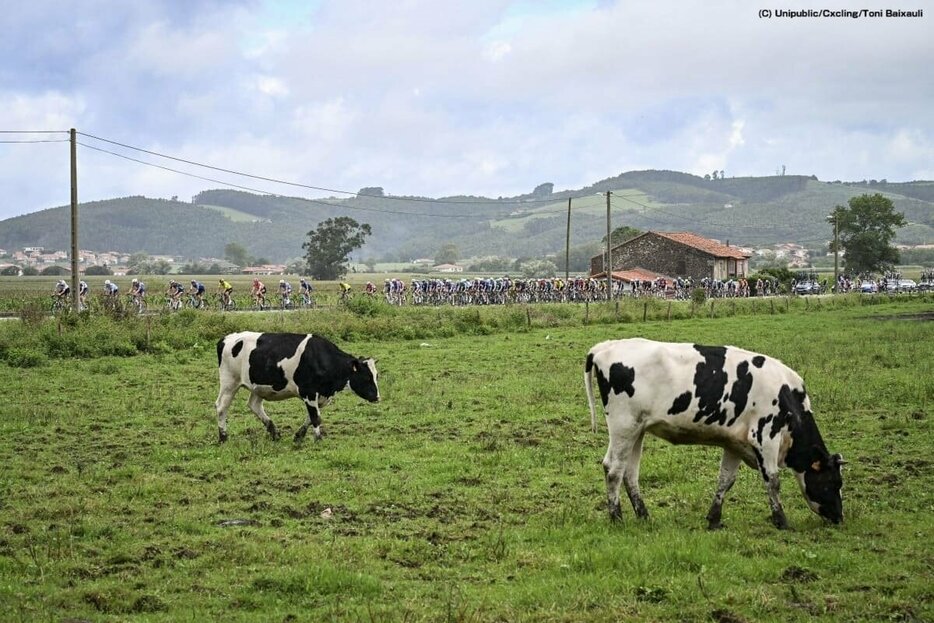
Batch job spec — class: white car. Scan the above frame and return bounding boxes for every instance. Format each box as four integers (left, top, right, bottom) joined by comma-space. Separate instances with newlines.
859, 281, 878, 293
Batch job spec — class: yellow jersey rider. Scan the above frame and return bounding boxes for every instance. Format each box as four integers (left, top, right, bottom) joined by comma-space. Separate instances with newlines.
218, 279, 233, 308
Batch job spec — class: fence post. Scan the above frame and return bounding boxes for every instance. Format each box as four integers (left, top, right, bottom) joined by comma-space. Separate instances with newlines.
770, 299, 775, 315
710, 300, 715, 318
585, 300, 589, 323
526, 306, 531, 328
643, 301, 648, 322
667, 301, 672, 321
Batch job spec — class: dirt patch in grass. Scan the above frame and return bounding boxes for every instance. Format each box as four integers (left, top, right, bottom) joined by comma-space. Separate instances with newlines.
781, 566, 820, 583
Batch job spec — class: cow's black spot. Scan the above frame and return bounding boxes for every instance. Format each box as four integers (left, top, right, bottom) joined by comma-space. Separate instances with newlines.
585, 352, 595, 373
727, 361, 754, 425
752, 355, 766, 368
771, 384, 807, 439
216, 339, 225, 367
248, 333, 307, 391
595, 367, 611, 407
608, 362, 636, 398
231, 340, 243, 358
668, 391, 692, 415
294, 335, 367, 401
692, 345, 728, 426
755, 414, 774, 445
752, 447, 768, 482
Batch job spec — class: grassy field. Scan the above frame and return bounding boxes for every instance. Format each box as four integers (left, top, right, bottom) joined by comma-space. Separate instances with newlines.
0, 299, 932, 621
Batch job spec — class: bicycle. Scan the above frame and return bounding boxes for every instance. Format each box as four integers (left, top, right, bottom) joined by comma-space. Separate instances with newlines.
127, 294, 147, 315
251, 295, 268, 311
300, 292, 315, 308
164, 296, 182, 312
186, 294, 204, 310
280, 294, 293, 310
217, 293, 237, 312
50, 296, 68, 315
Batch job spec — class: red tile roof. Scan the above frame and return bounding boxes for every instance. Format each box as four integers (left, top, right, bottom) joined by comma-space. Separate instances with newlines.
652, 231, 750, 259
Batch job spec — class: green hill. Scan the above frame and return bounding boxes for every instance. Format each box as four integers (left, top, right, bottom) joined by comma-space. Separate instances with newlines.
1, 171, 931, 262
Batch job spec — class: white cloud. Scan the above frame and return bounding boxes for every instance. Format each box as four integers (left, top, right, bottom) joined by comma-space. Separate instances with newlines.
0, 0, 932, 220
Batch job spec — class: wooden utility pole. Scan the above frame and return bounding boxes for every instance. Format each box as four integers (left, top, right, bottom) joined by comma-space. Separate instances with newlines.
565, 197, 571, 281
832, 212, 839, 292
70, 128, 79, 312
605, 190, 612, 300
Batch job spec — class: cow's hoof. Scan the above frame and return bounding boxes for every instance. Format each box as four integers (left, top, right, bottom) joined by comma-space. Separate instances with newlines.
293, 433, 306, 444
707, 522, 724, 531
218, 431, 228, 444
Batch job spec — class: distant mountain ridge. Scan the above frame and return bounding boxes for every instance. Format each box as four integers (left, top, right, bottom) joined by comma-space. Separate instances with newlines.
1, 170, 931, 262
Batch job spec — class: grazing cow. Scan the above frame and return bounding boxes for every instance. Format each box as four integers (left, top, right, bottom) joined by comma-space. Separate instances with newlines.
215, 332, 380, 443
584, 338, 844, 529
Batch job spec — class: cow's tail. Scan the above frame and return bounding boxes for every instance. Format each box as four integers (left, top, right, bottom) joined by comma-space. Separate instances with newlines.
585, 351, 598, 433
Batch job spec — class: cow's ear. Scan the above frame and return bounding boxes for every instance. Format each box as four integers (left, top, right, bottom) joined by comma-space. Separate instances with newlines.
832, 453, 846, 466
351, 361, 358, 372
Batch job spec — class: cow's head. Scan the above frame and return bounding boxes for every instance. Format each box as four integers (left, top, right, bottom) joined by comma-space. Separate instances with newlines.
349, 357, 380, 403
796, 451, 845, 524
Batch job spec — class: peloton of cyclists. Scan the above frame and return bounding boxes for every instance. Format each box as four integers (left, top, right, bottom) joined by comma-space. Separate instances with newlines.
78, 280, 89, 309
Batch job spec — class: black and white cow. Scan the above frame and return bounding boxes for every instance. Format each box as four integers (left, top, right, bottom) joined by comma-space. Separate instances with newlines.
584, 338, 844, 529
215, 332, 380, 443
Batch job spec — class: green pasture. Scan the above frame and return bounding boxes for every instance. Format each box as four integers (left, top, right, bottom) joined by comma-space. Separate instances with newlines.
0, 298, 932, 621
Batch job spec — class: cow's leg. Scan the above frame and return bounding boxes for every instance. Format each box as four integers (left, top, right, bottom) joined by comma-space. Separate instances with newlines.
247, 393, 280, 440
295, 395, 324, 443
754, 448, 788, 529
622, 431, 648, 519
602, 422, 645, 521
215, 382, 238, 443
706, 449, 742, 530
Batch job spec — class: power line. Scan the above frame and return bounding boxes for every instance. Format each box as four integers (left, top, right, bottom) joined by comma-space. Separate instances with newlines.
0, 130, 68, 134
76, 131, 562, 206
0, 139, 69, 144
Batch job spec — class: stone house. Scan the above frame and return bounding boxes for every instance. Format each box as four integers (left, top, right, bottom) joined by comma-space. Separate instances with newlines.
590, 231, 750, 281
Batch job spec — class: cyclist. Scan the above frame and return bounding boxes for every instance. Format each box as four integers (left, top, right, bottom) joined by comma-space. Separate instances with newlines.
78, 279, 89, 309
278, 279, 293, 308
250, 278, 267, 309
188, 280, 205, 308
129, 278, 147, 310
299, 278, 314, 306
53, 279, 71, 305
339, 281, 352, 301
104, 279, 119, 298
218, 278, 233, 309
166, 279, 185, 309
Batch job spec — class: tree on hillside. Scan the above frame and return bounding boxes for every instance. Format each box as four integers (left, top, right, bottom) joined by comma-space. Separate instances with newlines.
224, 242, 251, 268
303, 217, 372, 280
830, 193, 906, 274
434, 243, 460, 265
603, 226, 643, 248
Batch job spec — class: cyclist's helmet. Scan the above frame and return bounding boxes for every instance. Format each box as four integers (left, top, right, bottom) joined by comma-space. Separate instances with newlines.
57, 279, 66, 286
132, 278, 139, 285
279, 280, 285, 285
105, 279, 112, 286
191, 280, 197, 285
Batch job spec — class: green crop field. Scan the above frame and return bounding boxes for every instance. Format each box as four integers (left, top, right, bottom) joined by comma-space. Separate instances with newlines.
0, 296, 931, 622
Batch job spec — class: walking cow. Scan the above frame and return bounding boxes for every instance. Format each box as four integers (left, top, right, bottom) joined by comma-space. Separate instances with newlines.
584, 338, 844, 529
216, 332, 380, 443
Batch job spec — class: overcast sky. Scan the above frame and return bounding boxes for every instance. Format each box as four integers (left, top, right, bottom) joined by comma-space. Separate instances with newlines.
1, 0, 931, 220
